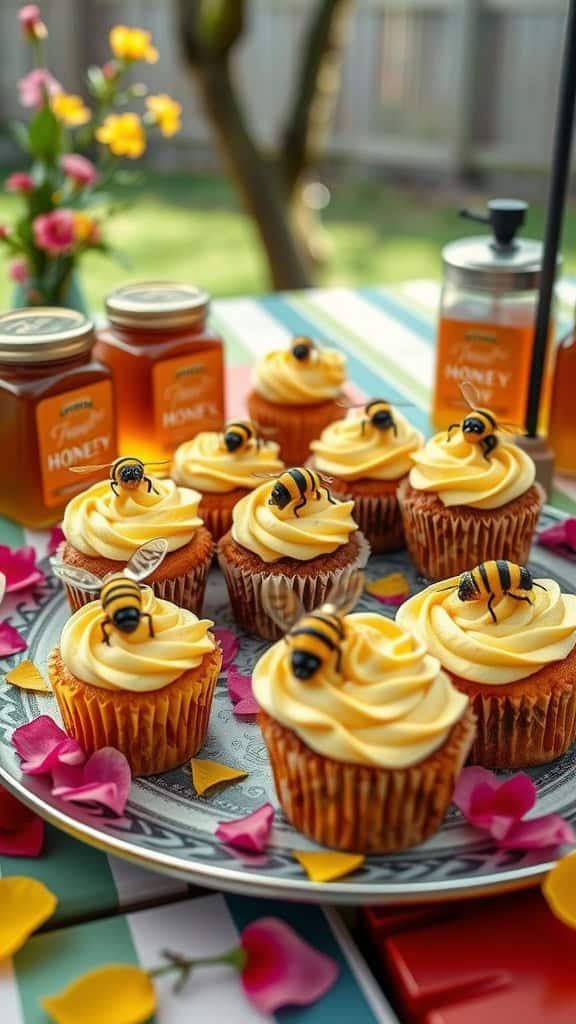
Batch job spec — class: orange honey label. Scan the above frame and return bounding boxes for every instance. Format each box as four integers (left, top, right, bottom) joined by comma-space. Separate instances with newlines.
36, 381, 115, 507
152, 349, 225, 451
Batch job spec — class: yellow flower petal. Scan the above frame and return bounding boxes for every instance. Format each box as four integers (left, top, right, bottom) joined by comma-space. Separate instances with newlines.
293, 850, 365, 883
146, 94, 182, 137
366, 572, 410, 599
0, 877, 57, 958
191, 758, 248, 796
110, 25, 158, 63
96, 113, 146, 160
42, 965, 155, 1024
51, 94, 91, 127
5, 660, 49, 692
543, 852, 576, 929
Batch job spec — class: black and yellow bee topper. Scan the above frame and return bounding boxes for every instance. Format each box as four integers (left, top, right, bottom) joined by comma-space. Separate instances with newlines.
263, 571, 365, 680
256, 467, 336, 518
70, 456, 170, 495
290, 336, 317, 362
51, 539, 168, 644
437, 560, 546, 624
447, 381, 523, 461
339, 397, 412, 437
221, 420, 275, 453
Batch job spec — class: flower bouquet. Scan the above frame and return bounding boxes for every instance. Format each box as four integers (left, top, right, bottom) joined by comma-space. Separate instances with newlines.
1, 5, 182, 308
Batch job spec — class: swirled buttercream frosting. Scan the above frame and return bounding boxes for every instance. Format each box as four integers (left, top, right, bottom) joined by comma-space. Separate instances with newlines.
63, 478, 203, 559
253, 612, 468, 767
172, 431, 284, 493
60, 587, 216, 692
408, 429, 535, 509
252, 344, 346, 405
311, 409, 423, 481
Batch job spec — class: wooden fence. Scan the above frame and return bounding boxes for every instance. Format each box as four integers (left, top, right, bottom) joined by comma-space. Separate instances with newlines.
0, 0, 570, 175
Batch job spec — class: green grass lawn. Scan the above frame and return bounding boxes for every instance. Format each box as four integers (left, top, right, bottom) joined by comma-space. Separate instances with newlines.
1, 171, 576, 310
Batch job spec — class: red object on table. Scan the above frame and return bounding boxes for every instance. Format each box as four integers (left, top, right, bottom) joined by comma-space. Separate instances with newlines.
363, 890, 576, 1023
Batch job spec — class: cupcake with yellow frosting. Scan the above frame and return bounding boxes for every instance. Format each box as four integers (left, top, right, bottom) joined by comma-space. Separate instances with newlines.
398, 426, 543, 579
171, 422, 285, 540
60, 470, 213, 614
254, 611, 475, 852
247, 336, 348, 466
397, 564, 576, 768
217, 469, 369, 640
48, 587, 222, 776
310, 403, 423, 553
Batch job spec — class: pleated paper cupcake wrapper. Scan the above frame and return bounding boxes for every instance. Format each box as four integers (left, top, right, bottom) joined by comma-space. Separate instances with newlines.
246, 392, 345, 468
48, 648, 220, 777
218, 532, 370, 642
259, 708, 476, 853
464, 678, 576, 769
199, 504, 235, 544
398, 485, 544, 580
330, 485, 404, 554
60, 555, 211, 616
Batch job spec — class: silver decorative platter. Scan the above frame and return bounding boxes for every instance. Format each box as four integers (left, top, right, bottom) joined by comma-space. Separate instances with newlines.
1, 507, 574, 905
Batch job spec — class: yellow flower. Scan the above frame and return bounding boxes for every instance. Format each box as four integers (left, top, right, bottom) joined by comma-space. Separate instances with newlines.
110, 25, 158, 63
42, 965, 156, 1024
51, 94, 91, 127
73, 212, 100, 244
96, 113, 146, 159
146, 94, 182, 137
0, 877, 57, 958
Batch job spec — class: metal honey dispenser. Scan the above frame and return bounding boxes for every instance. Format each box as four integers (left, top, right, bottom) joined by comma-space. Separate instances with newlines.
433, 199, 553, 430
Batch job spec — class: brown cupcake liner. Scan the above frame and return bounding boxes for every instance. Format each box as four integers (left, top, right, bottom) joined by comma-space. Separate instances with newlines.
327, 479, 404, 554
48, 647, 222, 776
217, 532, 370, 641
246, 389, 345, 468
197, 491, 247, 543
259, 707, 476, 852
397, 481, 544, 580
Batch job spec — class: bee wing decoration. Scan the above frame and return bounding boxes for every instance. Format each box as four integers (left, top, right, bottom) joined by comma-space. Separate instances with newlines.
325, 570, 365, 615
50, 560, 103, 591
459, 380, 481, 410
143, 460, 171, 468
261, 581, 304, 631
68, 462, 112, 475
124, 539, 169, 581
252, 472, 279, 480
315, 470, 334, 485
498, 421, 525, 437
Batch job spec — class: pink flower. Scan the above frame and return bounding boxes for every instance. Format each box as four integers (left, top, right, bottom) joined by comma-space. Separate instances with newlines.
240, 917, 339, 1012
47, 525, 65, 557
227, 667, 252, 704
12, 716, 85, 775
454, 766, 575, 850
213, 628, 239, 669
51, 748, 131, 816
19, 4, 47, 40
0, 785, 44, 856
0, 623, 27, 657
0, 225, 9, 240
60, 153, 97, 187
0, 545, 44, 593
18, 68, 61, 109
8, 258, 28, 285
216, 803, 274, 853
101, 61, 118, 80
33, 209, 75, 254
538, 518, 576, 562
5, 172, 34, 193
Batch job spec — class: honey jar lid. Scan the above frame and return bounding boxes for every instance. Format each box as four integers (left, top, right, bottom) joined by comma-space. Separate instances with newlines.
0, 308, 94, 363
105, 281, 209, 329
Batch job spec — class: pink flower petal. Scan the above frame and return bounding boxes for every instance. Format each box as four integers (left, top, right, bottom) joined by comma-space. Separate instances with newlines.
369, 592, 408, 607
240, 917, 338, 1013
216, 803, 274, 853
0, 545, 45, 593
453, 766, 536, 828
538, 519, 576, 560
47, 526, 65, 557
496, 814, 575, 850
0, 623, 27, 657
0, 786, 44, 857
227, 668, 252, 705
234, 695, 259, 719
52, 748, 131, 816
12, 716, 85, 775
213, 628, 239, 669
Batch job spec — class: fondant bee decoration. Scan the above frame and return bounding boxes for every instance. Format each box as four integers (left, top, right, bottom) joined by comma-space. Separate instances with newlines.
290, 336, 317, 362
221, 420, 275, 454
256, 467, 336, 517
51, 539, 168, 644
264, 571, 365, 679
338, 397, 412, 437
447, 382, 523, 461
437, 560, 546, 624
69, 456, 170, 495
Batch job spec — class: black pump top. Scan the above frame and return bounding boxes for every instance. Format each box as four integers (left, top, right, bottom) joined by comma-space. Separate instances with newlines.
459, 199, 528, 250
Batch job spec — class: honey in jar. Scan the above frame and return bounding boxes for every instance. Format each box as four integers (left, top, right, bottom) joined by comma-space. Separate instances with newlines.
95, 282, 226, 462
548, 321, 576, 475
0, 308, 116, 529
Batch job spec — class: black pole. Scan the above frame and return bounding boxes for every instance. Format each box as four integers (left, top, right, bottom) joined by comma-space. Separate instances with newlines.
526, 0, 576, 437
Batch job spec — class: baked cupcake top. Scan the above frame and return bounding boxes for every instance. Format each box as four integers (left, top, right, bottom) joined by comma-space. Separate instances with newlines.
231, 470, 358, 563
408, 429, 535, 509
60, 587, 216, 692
397, 574, 576, 684
63, 477, 203, 560
253, 612, 468, 767
311, 407, 423, 481
252, 337, 346, 405
172, 429, 284, 494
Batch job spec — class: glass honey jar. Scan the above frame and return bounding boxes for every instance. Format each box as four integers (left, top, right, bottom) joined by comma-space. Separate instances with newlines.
95, 282, 226, 462
0, 308, 117, 529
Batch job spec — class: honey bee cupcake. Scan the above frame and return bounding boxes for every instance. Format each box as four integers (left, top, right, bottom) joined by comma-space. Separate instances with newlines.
397, 560, 576, 768
254, 577, 475, 852
171, 421, 284, 540
247, 336, 348, 466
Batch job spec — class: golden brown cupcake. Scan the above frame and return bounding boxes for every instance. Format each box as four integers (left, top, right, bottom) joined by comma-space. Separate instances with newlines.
171, 423, 284, 540
48, 586, 222, 776
309, 403, 423, 553
397, 424, 543, 580
253, 611, 475, 852
246, 336, 348, 466
397, 563, 576, 768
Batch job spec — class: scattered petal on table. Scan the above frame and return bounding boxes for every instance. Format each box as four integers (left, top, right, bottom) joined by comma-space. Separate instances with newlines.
453, 765, 536, 830
0, 545, 45, 593
292, 850, 365, 883
191, 757, 248, 796
12, 716, 85, 775
366, 572, 410, 606
227, 667, 252, 705
42, 965, 156, 1024
0, 787, 44, 857
233, 695, 259, 719
0, 571, 5, 607
5, 660, 49, 692
52, 748, 131, 816
538, 518, 576, 561
499, 814, 575, 850
0, 623, 27, 657
47, 526, 65, 557
213, 628, 239, 669
240, 917, 339, 1013
216, 803, 274, 853
0, 877, 57, 957
543, 851, 576, 929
